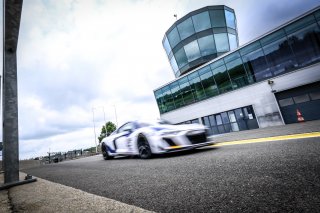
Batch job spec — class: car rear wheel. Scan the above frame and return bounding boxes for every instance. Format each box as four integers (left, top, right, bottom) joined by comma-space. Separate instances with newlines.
101, 144, 113, 160
138, 135, 152, 159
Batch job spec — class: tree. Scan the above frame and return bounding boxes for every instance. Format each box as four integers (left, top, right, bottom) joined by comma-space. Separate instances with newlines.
98, 121, 116, 143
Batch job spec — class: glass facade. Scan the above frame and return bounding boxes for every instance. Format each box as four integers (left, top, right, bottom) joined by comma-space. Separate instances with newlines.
202, 106, 258, 136
155, 8, 320, 114
163, 6, 238, 77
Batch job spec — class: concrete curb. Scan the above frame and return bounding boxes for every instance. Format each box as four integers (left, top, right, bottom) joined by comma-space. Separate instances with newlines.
1, 172, 153, 213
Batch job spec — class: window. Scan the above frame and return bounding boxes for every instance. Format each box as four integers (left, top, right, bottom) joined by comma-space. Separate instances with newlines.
178, 77, 194, 105
184, 40, 201, 62
170, 82, 184, 108
215, 114, 225, 133
293, 94, 310, 103
214, 33, 229, 52
228, 33, 238, 50
163, 35, 171, 56
175, 48, 188, 69
278, 98, 294, 107
216, 114, 222, 125
177, 17, 195, 40
167, 27, 180, 48
155, 89, 166, 114
284, 15, 316, 35
192, 11, 211, 32
241, 42, 271, 82
225, 10, 236, 29
209, 115, 216, 126
202, 116, 210, 127
228, 111, 239, 131
225, 52, 250, 89
190, 119, 200, 124
260, 29, 286, 46
162, 86, 175, 111
287, 23, 320, 68
118, 122, 135, 133
211, 60, 233, 93
198, 35, 216, 56
174, 70, 181, 78
199, 66, 219, 97
315, 10, 320, 21
188, 71, 206, 101
170, 56, 179, 73
210, 10, 226, 27
262, 35, 297, 76
221, 112, 230, 124
221, 112, 231, 133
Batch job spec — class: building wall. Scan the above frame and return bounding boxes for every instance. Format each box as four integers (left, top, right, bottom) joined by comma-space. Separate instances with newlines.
160, 63, 320, 128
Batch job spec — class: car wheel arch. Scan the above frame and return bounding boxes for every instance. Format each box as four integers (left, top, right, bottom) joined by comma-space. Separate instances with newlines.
137, 133, 152, 159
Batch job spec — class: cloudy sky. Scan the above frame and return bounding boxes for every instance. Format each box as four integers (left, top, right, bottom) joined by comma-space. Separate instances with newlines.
1, 0, 319, 159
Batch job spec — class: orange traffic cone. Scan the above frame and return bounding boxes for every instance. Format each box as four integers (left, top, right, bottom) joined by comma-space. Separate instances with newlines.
296, 109, 305, 122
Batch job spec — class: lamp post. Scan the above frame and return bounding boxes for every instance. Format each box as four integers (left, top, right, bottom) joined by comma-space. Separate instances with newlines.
91, 108, 98, 153
113, 104, 118, 127
91, 106, 107, 153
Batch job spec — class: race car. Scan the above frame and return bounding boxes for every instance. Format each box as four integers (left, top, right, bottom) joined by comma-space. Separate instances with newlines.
100, 120, 214, 160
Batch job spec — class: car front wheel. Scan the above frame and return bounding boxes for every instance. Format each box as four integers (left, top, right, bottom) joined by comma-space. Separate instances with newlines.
101, 144, 113, 160
138, 135, 152, 159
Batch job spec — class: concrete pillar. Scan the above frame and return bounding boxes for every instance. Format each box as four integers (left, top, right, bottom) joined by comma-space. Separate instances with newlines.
2, 0, 23, 184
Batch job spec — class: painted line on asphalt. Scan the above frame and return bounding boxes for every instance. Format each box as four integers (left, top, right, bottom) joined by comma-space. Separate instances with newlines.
212, 132, 320, 147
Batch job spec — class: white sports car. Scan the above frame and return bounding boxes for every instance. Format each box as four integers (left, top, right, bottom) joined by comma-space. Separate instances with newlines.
101, 120, 214, 160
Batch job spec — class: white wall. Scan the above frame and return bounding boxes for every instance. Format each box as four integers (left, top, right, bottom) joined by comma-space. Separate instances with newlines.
161, 63, 320, 128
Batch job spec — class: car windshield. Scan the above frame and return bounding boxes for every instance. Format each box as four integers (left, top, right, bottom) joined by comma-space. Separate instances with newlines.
137, 120, 172, 127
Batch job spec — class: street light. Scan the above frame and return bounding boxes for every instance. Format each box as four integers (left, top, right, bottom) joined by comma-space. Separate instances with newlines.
93, 106, 106, 124
113, 104, 118, 127
91, 108, 98, 153
91, 106, 107, 153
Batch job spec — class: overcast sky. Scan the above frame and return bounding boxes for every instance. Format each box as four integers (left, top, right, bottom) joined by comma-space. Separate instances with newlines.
1, 0, 319, 159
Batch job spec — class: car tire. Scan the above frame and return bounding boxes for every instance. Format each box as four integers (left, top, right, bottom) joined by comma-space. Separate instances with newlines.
101, 143, 113, 160
138, 134, 152, 159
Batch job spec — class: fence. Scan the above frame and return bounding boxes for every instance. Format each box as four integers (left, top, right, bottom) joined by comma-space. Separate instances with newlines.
40, 148, 99, 164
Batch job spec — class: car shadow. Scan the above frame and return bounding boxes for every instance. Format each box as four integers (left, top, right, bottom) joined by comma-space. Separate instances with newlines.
155, 146, 219, 159
101, 146, 220, 161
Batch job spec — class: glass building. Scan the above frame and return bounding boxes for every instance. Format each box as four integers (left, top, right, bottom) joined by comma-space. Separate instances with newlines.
154, 6, 320, 135
163, 6, 238, 77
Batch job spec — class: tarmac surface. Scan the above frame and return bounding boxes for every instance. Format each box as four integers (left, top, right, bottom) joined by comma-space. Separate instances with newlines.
1, 120, 320, 212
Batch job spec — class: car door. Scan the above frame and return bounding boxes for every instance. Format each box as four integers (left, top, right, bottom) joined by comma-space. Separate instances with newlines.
113, 122, 135, 153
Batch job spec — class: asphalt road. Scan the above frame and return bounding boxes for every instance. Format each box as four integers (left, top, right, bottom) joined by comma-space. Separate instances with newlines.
24, 138, 320, 212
